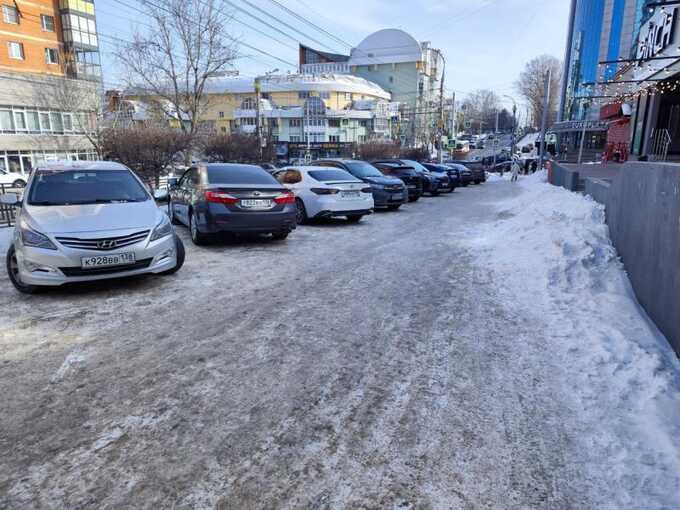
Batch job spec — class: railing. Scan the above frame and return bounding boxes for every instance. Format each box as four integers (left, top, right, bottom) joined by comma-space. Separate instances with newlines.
650, 128, 671, 162
0, 183, 21, 228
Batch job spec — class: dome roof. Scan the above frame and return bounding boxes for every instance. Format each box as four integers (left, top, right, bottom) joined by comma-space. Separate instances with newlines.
350, 29, 422, 65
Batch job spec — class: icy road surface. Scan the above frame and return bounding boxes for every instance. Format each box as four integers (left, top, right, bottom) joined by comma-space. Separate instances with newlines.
1, 174, 679, 509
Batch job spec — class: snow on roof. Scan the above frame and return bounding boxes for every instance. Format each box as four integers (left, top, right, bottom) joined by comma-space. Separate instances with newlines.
202, 73, 391, 100
349, 29, 423, 65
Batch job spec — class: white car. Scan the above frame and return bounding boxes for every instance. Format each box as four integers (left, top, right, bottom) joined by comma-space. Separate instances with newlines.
0, 168, 28, 189
273, 166, 374, 224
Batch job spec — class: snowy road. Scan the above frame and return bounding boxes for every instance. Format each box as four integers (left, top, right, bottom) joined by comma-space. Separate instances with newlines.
1, 175, 679, 509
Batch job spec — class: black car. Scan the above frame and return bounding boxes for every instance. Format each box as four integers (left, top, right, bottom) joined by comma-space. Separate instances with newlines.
372, 162, 423, 202
168, 163, 297, 244
373, 159, 443, 196
444, 162, 474, 186
423, 163, 458, 192
446, 160, 485, 184
316, 159, 408, 210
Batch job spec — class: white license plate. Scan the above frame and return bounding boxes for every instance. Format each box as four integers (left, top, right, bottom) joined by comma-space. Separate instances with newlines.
240, 199, 272, 209
392, 193, 404, 200
341, 191, 360, 198
81, 252, 135, 269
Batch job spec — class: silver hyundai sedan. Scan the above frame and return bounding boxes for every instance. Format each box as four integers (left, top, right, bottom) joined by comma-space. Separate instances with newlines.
2, 161, 184, 293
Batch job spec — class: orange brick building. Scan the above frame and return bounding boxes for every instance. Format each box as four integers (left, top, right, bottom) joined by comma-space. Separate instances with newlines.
0, 0, 101, 174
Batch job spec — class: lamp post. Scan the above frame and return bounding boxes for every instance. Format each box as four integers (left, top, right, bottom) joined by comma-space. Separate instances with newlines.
503, 94, 518, 157
254, 68, 278, 162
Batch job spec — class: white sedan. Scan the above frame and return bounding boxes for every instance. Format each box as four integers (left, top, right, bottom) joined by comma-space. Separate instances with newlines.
0, 168, 28, 189
273, 166, 374, 224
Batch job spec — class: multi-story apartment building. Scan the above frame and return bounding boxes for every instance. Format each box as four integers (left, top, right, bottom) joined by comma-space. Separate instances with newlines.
0, 0, 101, 175
300, 29, 445, 148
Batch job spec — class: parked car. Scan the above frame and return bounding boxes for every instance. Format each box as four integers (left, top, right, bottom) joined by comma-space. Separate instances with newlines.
423, 163, 458, 192
373, 159, 443, 196
421, 164, 453, 193
2, 161, 184, 294
0, 168, 28, 189
444, 162, 474, 188
372, 162, 423, 202
168, 163, 297, 244
315, 159, 407, 210
272, 166, 374, 224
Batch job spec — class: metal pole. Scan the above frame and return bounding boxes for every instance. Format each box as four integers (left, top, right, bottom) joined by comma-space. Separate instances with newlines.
511, 104, 517, 156
492, 109, 499, 170
538, 69, 552, 170
255, 76, 262, 162
577, 104, 589, 164
439, 56, 445, 164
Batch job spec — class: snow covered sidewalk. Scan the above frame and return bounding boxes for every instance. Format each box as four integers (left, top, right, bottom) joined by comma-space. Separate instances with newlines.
466, 172, 680, 508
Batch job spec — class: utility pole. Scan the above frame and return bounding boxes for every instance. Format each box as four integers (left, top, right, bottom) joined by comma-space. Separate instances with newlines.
255, 76, 262, 162
438, 60, 445, 164
492, 109, 500, 170
538, 68, 552, 170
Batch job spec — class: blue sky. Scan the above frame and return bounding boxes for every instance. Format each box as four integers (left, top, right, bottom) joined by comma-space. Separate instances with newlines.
96, 0, 571, 110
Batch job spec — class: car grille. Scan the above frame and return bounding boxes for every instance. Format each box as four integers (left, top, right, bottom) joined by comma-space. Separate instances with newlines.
56, 230, 150, 251
385, 184, 404, 191
60, 258, 153, 277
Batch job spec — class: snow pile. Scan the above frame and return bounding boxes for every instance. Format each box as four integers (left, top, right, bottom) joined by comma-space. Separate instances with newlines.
466, 174, 680, 508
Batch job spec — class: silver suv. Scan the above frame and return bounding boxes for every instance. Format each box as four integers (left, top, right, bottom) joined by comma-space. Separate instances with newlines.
2, 161, 184, 293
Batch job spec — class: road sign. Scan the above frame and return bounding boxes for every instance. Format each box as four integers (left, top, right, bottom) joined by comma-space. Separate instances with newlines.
464, 120, 472, 129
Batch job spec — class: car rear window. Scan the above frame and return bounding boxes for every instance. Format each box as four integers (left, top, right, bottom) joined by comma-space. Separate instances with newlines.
207, 165, 278, 185
308, 169, 358, 182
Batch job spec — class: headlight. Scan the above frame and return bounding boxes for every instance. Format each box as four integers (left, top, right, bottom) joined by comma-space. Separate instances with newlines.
150, 215, 173, 242
20, 226, 57, 250
371, 184, 386, 190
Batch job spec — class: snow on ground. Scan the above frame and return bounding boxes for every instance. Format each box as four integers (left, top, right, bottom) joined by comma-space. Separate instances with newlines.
465, 171, 680, 508
0, 227, 13, 253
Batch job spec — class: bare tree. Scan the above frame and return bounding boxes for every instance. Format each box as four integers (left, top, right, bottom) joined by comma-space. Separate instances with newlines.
515, 55, 562, 128
202, 133, 274, 163
357, 141, 401, 161
462, 90, 501, 132
101, 126, 192, 187
115, 0, 238, 140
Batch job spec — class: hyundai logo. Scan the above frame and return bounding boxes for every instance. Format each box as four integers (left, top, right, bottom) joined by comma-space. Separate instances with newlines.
252, 191, 262, 197
97, 239, 118, 249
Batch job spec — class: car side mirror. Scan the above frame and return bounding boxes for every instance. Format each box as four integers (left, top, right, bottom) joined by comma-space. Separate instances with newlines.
154, 189, 169, 201
0, 193, 21, 207
167, 177, 179, 189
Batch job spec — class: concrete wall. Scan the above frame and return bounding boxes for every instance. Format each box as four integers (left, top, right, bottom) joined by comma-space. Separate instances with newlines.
607, 162, 680, 355
549, 162, 580, 191
584, 177, 611, 205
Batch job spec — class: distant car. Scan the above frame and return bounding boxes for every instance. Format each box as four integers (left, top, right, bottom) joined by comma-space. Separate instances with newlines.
444, 162, 474, 186
273, 166, 374, 224
169, 163, 297, 244
373, 163, 423, 202
3, 161, 184, 294
421, 165, 452, 193
373, 159, 443, 196
446, 160, 485, 184
0, 168, 28, 189
316, 159, 407, 210
423, 163, 458, 192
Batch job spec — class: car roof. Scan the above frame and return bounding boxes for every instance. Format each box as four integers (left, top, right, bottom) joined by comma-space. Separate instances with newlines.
35, 160, 129, 172
283, 165, 352, 172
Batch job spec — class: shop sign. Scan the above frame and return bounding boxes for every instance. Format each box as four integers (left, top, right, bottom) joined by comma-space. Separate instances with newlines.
637, 7, 677, 61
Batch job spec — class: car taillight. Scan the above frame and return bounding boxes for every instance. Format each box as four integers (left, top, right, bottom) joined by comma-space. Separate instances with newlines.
205, 190, 238, 204
310, 188, 339, 195
361, 187, 373, 193
273, 191, 296, 204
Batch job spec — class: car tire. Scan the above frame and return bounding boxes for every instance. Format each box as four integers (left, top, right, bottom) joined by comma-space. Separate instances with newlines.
430, 189, 440, 197
160, 235, 185, 275
346, 215, 363, 223
295, 198, 308, 225
387, 204, 401, 211
189, 210, 209, 245
12, 180, 26, 189
447, 185, 455, 193
169, 202, 181, 225
6, 245, 41, 294
409, 195, 420, 203
271, 231, 289, 241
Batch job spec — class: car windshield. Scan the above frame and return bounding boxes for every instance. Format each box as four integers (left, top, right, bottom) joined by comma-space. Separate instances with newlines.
207, 165, 278, 185
402, 160, 429, 172
308, 169, 359, 182
27, 169, 149, 206
344, 161, 383, 178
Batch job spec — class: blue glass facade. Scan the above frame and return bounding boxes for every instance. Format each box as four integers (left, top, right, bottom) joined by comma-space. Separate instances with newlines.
564, 0, 605, 120
604, 0, 626, 80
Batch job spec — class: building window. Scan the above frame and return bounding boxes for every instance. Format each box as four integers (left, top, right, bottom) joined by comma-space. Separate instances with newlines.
7, 41, 24, 60
320, 91, 330, 99
62, 113, 73, 131
45, 48, 59, 65
345, 92, 352, 101
389, 76, 394, 83
342, 119, 349, 126
358, 135, 366, 143
298, 91, 310, 99
270, 118, 278, 128
40, 112, 51, 132
220, 126, 227, 133
50, 112, 64, 133
329, 135, 340, 142
290, 135, 300, 142
2, 4, 18, 24
41, 14, 55, 32
27, 111, 40, 132
328, 119, 340, 128
289, 119, 301, 127
0, 110, 15, 132
14, 111, 26, 131
240, 97, 256, 110
359, 120, 368, 127
218, 111, 225, 118
261, 92, 270, 100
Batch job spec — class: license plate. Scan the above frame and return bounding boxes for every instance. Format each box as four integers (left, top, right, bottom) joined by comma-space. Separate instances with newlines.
341, 191, 360, 198
81, 252, 135, 269
240, 199, 272, 209
392, 193, 404, 200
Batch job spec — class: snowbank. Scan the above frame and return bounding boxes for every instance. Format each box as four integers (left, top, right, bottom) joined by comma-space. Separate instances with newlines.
466, 172, 680, 508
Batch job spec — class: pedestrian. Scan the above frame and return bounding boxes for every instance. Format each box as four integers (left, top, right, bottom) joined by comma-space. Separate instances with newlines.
511, 156, 520, 182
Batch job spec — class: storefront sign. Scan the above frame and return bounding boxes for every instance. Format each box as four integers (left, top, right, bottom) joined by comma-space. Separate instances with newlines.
549, 120, 609, 133
637, 7, 677, 61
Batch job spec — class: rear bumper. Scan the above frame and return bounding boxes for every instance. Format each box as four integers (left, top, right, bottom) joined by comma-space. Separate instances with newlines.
315, 209, 373, 218
372, 188, 408, 207
202, 204, 297, 233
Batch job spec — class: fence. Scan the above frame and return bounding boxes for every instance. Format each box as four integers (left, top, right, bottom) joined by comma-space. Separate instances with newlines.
0, 183, 21, 228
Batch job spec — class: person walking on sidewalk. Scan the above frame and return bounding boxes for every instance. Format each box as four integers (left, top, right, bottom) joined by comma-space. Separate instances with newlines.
511, 156, 521, 182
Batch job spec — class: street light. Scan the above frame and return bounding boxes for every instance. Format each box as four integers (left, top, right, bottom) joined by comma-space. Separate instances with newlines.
502, 94, 518, 157
255, 68, 279, 162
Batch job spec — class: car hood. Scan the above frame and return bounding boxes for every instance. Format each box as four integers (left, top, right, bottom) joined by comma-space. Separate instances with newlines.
25, 200, 161, 235
363, 176, 403, 186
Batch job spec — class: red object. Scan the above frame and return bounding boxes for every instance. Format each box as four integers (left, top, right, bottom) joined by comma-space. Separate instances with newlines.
273, 191, 296, 204
205, 191, 239, 204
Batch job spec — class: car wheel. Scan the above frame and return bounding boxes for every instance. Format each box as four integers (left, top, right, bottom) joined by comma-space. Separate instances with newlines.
169, 202, 181, 225
271, 231, 289, 241
6, 245, 41, 294
189, 210, 209, 245
12, 180, 26, 189
387, 204, 401, 211
430, 189, 440, 197
346, 215, 363, 223
447, 185, 455, 193
295, 198, 308, 225
160, 235, 185, 275
409, 196, 419, 202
